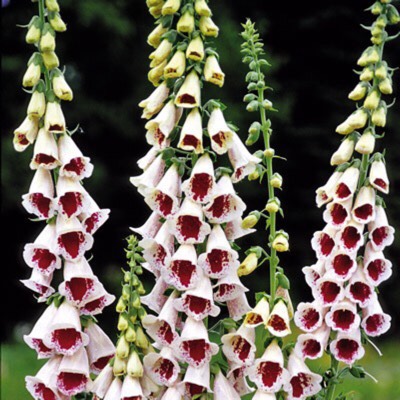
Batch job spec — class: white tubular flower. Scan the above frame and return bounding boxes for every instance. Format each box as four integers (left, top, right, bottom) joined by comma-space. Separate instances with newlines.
139, 81, 170, 119
145, 100, 182, 149
302, 261, 326, 289
325, 300, 361, 333
178, 108, 204, 154
160, 386, 183, 400
323, 197, 352, 228
248, 340, 288, 392
175, 317, 218, 368
142, 291, 179, 346
314, 271, 344, 307
179, 362, 212, 398
141, 277, 168, 314
295, 324, 330, 360
144, 164, 182, 218
213, 267, 248, 302
228, 132, 261, 182
174, 70, 201, 108
174, 271, 220, 320
315, 171, 343, 207
57, 347, 90, 396
182, 153, 215, 203
198, 224, 239, 279
44, 101, 66, 134
168, 197, 211, 244
369, 160, 389, 194
363, 242, 392, 286
78, 190, 110, 235
55, 215, 94, 261
214, 370, 240, 400
140, 222, 174, 271
266, 300, 292, 337
23, 223, 61, 276
294, 301, 325, 333
186, 35, 205, 61
56, 176, 89, 219
227, 362, 254, 396
121, 376, 144, 400
368, 205, 395, 251
130, 210, 163, 240
361, 293, 391, 337
310, 225, 337, 260
26, 356, 66, 400
345, 263, 374, 308
78, 283, 115, 316
351, 186, 376, 224
43, 301, 89, 355
137, 147, 158, 170
24, 168, 53, 217
243, 297, 270, 328
329, 330, 365, 365
130, 154, 166, 196
23, 303, 58, 359
337, 219, 364, 253
204, 55, 225, 87
143, 347, 180, 387
224, 217, 256, 240
91, 364, 114, 399
203, 175, 246, 223
326, 250, 357, 281
13, 116, 38, 152
20, 267, 55, 301
85, 322, 115, 374
162, 244, 199, 290
208, 107, 234, 154
285, 353, 322, 399
330, 137, 355, 166
164, 50, 186, 79
149, 39, 173, 65
58, 134, 94, 180
227, 292, 252, 321
333, 166, 360, 202
103, 377, 123, 400
140, 374, 162, 399
221, 324, 256, 366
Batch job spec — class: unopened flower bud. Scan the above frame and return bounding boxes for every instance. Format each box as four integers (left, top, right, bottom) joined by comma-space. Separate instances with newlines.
376, 14, 388, 28
371, 23, 383, 37
262, 99, 273, 110
270, 173, 283, 188
272, 231, 289, 252
371, 1, 383, 15
264, 148, 275, 158
330, 137, 355, 165
27, 87, 46, 119
42, 51, 59, 70
387, 5, 400, 24
355, 129, 375, 154
131, 292, 141, 309
23, 55, 42, 87
195, 0, 212, 17
378, 78, 393, 94
162, 0, 181, 15
357, 47, 378, 66
52, 71, 73, 101
125, 325, 137, 342
113, 356, 127, 376
49, 13, 67, 32
186, 35, 205, 61
363, 89, 380, 110
237, 252, 259, 277
45, 0, 60, 12
135, 327, 149, 349
177, 10, 195, 33
127, 351, 143, 378
149, 5, 163, 18
116, 335, 130, 359
360, 66, 374, 81
246, 100, 259, 112
204, 55, 225, 87
40, 24, 56, 52
116, 297, 126, 313
371, 105, 386, 127
199, 16, 219, 37
348, 82, 368, 101
147, 23, 168, 48
26, 16, 41, 44
265, 197, 281, 213
241, 213, 260, 229
147, 0, 164, 6
122, 284, 130, 301
118, 314, 129, 331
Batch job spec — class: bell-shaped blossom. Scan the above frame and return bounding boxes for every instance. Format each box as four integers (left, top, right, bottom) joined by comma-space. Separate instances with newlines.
314, 271, 344, 307
213, 267, 248, 302
361, 293, 391, 337
143, 347, 180, 387
21, 268, 55, 301
78, 284, 115, 316
325, 300, 361, 333
227, 362, 254, 396
333, 166, 360, 202
294, 324, 330, 360
178, 107, 204, 153
131, 210, 163, 240
121, 376, 145, 400
139, 81, 170, 119
174, 70, 201, 108
58, 134, 94, 180
311, 225, 337, 260
174, 271, 220, 320
345, 264, 374, 307
337, 219, 364, 253
137, 147, 158, 171
168, 198, 211, 244
175, 317, 218, 368
30, 128, 60, 170
208, 107, 234, 154
224, 217, 256, 240
323, 198, 352, 229
56, 346, 90, 396
23, 223, 61, 276
14, 116, 38, 152
56, 176, 89, 219
315, 171, 342, 207
140, 373, 162, 399
326, 250, 357, 281
285, 353, 322, 399
141, 278, 169, 314
43, 301, 89, 355
266, 300, 292, 337
351, 186, 376, 224
103, 377, 123, 400
78, 190, 110, 235
203, 175, 246, 223
243, 297, 270, 328
130, 154, 165, 197
198, 224, 239, 279
367, 205, 395, 251
213, 370, 240, 400
222, 324, 256, 366
85, 322, 115, 373
91, 364, 114, 399
24, 303, 58, 358
294, 301, 325, 333
142, 291, 179, 347
22, 168, 55, 220
369, 159, 389, 194
363, 242, 392, 286
179, 363, 211, 398
226, 292, 252, 321
248, 340, 288, 392
228, 132, 261, 182
329, 330, 365, 365
55, 215, 93, 261
144, 164, 182, 218
160, 385, 183, 400
302, 261, 326, 289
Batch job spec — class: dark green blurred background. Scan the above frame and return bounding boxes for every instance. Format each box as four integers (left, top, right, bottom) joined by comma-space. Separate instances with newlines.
2, 0, 399, 348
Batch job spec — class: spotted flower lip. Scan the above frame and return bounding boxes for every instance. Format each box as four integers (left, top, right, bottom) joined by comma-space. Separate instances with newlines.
198, 224, 239, 279
243, 297, 270, 328
325, 300, 361, 333
78, 283, 115, 316
326, 250, 357, 281
333, 166, 360, 202
139, 81, 170, 119
369, 160, 389, 194
78, 190, 110, 235
266, 300, 292, 337
142, 291, 179, 347
90, 364, 114, 399
363, 242, 393, 286
203, 175, 246, 223
222, 324, 256, 366
345, 263, 374, 308
29, 128, 60, 170
13, 116, 38, 152
224, 217, 256, 241
228, 132, 261, 183
141, 277, 169, 314
329, 330, 365, 365
168, 198, 211, 244
226, 362, 254, 396
21, 268, 55, 301
294, 324, 330, 360
294, 301, 325, 333
367, 205, 395, 251
315, 171, 343, 208
213, 267, 249, 302
144, 347, 180, 387
226, 292, 252, 321
130, 210, 163, 239
22, 168, 55, 220
323, 197, 352, 229
103, 377, 122, 400
361, 293, 392, 337
311, 225, 337, 260
174, 70, 201, 109
58, 134, 94, 180
213, 370, 240, 400
351, 186, 376, 224
56, 176, 89, 219
178, 107, 204, 154
144, 164, 182, 218
302, 261, 326, 289
23, 223, 61, 276
179, 362, 212, 398
208, 107, 234, 155
336, 219, 364, 253
121, 375, 144, 400
314, 271, 345, 307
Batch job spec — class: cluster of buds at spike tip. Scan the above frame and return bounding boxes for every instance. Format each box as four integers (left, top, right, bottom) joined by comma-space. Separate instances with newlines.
91, 236, 150, 399
14, 1, 115, 398
295, 1, 398, 397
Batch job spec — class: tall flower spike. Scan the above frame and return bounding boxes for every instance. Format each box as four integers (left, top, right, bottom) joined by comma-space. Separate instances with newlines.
294, 1, 398, 398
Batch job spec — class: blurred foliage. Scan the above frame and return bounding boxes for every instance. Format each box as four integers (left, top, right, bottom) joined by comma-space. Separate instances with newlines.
1, 0, 399, 351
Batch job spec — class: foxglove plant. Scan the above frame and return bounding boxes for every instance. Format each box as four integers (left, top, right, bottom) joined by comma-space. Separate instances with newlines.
14, 0, 114, 398
294, 1, 399, 399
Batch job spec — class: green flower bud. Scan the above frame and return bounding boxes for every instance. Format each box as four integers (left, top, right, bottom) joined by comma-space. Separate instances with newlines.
262, 99, 273, 110
357, 46, 380, 66
264, 147, 275, 158
127, 351, 143, 378
116, 297, 126, 313
122, 284, 130, 300
248, 170, 260, 180
26, 16, 42, 44
371, 105, 386, 127
355, 128, 375, 155
148, 60, 167, 86
40, 23, 56, 52
125, 325, 137, 342
149, 5, 163, 18
363, 89, 380, 110
348, 82, 369, 101
360, 66, 374, 81
52, 70, 73, 101
147, 0, 164, 7
118, 314, 129, 331
116, 335, 130, 359
131, 292, 141, 308
147, 23, 168, 48
27, 87, 46, 119
375, 62, 387, 79
387, 5, 400, 24
49, 13, 67, 32
149, 39, 173, 66
45, 0, 60, 12
42, 51, 59, 70
371, 1, 384, 15
270, 173, 283, 188
113, 356, 127, 376
23, 54, 42, 87
241, 213, 259, 229
135, 327, 149, 349
265, 197, 281, 213
246, 100, 259, 112
375, 14, 387, 28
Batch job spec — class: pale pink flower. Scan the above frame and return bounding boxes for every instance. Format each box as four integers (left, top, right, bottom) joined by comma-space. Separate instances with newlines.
351, 186, 376, 224
78, 284, 115, 316
315, 171, 342, 207
121, 376, 145, 400
227, 362, 254, 396
367, 205, 395, 251
361, 294, 391, 337
329, 330, 365, 365
130, 210, 163, 239
160, 386, 183, 400
141, 278, 169, 314
137, 147, 158, 170
294, 324, 330, 360
266, 300, 292, 337
213, 370, 240, 400
222, 324, 256, 366
302, 261, 326, 289
369, 159, 389, 194
103, 377, 122, 399
78, 190, 110, 235
179, 363, 211, 399
14, 116, 38, 152
363, 242, 392, 286
311, 225, 337, 260
208, 107, 234, 154
314, 271, 344, 307
139, 81, 170, 119
213, 267, 248, 302
91, 364, 114, 399
226, 292, 252, 321
333, 166, 360, 202
56, 176, 89, 219
323, 197, 352, 229
177, 107, 204, 154
325, 300, 361, 333
294, 301, 325, 333
336, 219, 364, 253
21, 268, 55, 301
224, 217, 256, 240
252, 391, 277, 400
30, 128, 60, 170
345, 264, 374, 307
140, 374, 163, 399
326, 250, 357, 281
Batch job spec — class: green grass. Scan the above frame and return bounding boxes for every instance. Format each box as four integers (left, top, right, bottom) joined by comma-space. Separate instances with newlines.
2, 340, 400, 399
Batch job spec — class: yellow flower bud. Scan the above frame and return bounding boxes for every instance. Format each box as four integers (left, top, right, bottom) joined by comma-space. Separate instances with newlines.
264, 148, 275, 158
148, 59, 167, 86
52, 73, 73, 101
135, 326, 149, 349
371, 2, 384, 15
363, 89, 380, 110
45, 0, 60, 12
348, 82, 368, 101
265, 198, 280, 213
248, 170, 260, 181
357, 46, 379, 66
359, 66, 374, 81
199, 16, 219, 37
149, 5, 163, 18
237, 253, 258, 277
164, 50, 186, 79
330, 137, 355, 165
149, 39, 173, 66
270, 173, 283, 188
272, 232, 289, 252
23, 62, 41, 88
40, 30, 56, 52
241, 214, 259, 229
371, 106, 386, 127
116, 297, 126, 313
116, 335, 130, 359
204, 55, 225, 87
49, 13, 67, 32
26, 22, 41, 44
186, 36, 205, 61
127, 351, 144, 378
147, 0, 164, 6
177, 10, 195, 33
355, 129, 375, 154
118, 314, 129, 331
113, 356, 127, 376
379, 78, 393, 95
42, 51, 59, 70
27, 90, 46, 119
147, 23, 168, 48
125, 325, 137, 342
162, 0, 181, 15
195, 0, 212, 17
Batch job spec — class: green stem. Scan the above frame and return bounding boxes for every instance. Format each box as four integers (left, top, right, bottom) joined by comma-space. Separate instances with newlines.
326, 356, 340, 400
